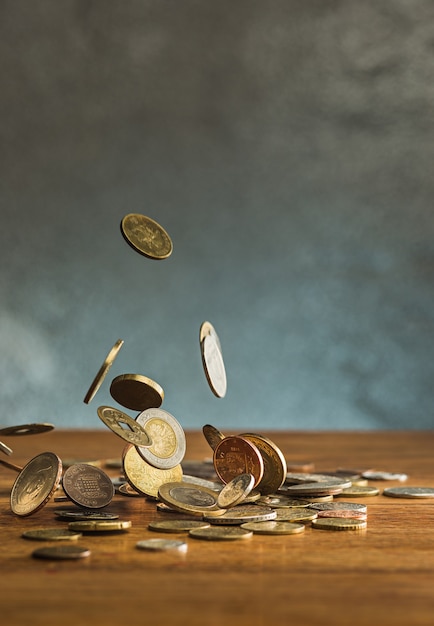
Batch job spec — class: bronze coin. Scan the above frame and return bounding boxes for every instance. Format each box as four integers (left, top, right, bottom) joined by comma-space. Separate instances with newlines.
240, 433, 287, 494
110, 373, 164, 411
62, 464, 114, 509
213, 436, 264, 488
10, 452, 62, 516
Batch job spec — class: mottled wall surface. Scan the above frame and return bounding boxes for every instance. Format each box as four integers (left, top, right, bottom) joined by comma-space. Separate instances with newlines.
1, 1, 433, 430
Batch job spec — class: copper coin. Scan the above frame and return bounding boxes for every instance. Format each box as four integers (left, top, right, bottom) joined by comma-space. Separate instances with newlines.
120, 213, 173, 260
10, 452, 62, 516
110, 373, 164, 411
62, 464, 114, 509
213, 436, 264, 488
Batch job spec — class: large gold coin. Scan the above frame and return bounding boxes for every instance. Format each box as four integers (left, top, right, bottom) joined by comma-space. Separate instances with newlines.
83, 339, 124, 404
122, 444, 182, 498
10, 452, 62, 516
240, 521, 305, 535
97, 405, 153, 447
135, 407, 186, 469
213, 436, 264, 487
158, 481, 224, 516
121, 213, 173, 260
240, 433, 287, 494
110, 373, 164, 411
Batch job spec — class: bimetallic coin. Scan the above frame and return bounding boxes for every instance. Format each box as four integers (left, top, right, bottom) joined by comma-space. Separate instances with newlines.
10, 452, 62, 516
362, 470, 408, 482
0, 423, 54, 436
383, 487, 434, 498
148, 520, 211, 533
136, 407, 186, 470
241, 521, 305, 535
189, 526, 253, 541
201, 331, 227, 398
217, 473, 255, 509
335, 486, 380, 497
32, 545, 91, 560
136, 539, 187, 552
122, 444, 183, 498
121, 213, 173, 260
158, 481, 223, 516
0, 440, 13, 456
62, 464, 114, 509
97, 405, 152, 447
22, 528, 82, 541
110, 373, 164, 411
240, 433, 287, 494
202, 424, 225, 451
68, 520, 132, 532
273, 508, 318, 522
54, 508, 119, 521
83, 339, 124, 404
213, 436, 264, 487
312, 518, 367, 531
204, 504, 276, 525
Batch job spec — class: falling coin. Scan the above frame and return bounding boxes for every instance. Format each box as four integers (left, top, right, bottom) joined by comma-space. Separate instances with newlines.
0, 423, 55, 436
10, 452, 62, 516
200, 322, 227, 398
202, 424, 225, 452
83, 339, 124, 404
135, 407, 186, 470
121, 213, 173, 260
32, 545, 91, 560
0, 440, 13, 456
189, 526, 253, 541
216, 473, 255, 509
97, 405, 153, 447
136, 539, 187, 552
62, 464, 114, 509
22, 528, 83, 541
110, 373, 164, 411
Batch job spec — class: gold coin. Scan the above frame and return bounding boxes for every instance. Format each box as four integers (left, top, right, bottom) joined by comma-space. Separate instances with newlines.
273, 508, 318, 522
110, 373, 164, 411
158, 481, 224, 516
10, 452, 62, 516
204, 504, 276, 525
199, 321, 222, 350
0, 423, 54, 436
335, 486, 380, 497
32, 545, 91, 560
312, 517, 367, 531
213, 436, 264, 487
121, 213, 173, 260
202, 424, 225, 452
148, 520, 211, 533
122, 444, 182, 498
135, 407, 186, 470
83, 339, 124, 404
241, 521, 305, 535
189, 526, 253, 541
216, 473, 255, 509
22, 528, 83, 541
383, 487, 434, 498
257, 495, 311, 508
240, 433, 287, 494
97, 405, 153, 447
68, 520, 132, 532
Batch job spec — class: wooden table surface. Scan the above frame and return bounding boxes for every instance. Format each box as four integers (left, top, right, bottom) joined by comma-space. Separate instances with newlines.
1, 429, 434, 626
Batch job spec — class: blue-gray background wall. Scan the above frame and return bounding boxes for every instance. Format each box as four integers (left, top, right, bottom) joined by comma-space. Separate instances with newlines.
1, 1, 433, 431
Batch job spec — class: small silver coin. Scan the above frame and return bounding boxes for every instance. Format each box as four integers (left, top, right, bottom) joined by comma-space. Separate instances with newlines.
136, 539, 188, 552
383, 487, 434, 498
362, 470, 408, 482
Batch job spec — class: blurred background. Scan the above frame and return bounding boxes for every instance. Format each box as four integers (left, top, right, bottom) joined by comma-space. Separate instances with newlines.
1, 0, 433, 431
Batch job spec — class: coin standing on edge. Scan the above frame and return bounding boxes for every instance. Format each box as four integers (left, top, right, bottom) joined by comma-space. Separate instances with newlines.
135, 407, 186, 470
84, 339, 124, 404
217, 473, 255, 509
202, 424, 225, 451
62, 464, 114, 509
240, 433, 287, 494
213, 436, 264, 488
121, 213, 173, 260
110, 373, 164, 411
10, 452, 62, 516
158, 481, 223, 516
122, 444, 183, 498
97, 405, 153, 447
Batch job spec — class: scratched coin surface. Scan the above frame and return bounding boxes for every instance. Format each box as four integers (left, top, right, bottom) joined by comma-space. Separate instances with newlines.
10, 452, 62, 516
189, 526, 253, 541
213, 436, 264, 487
383, 487, 434, 498
202, 424, 225, 451
158, 481, 223, 516
200, 324, 227, 398
135, 407, 186, 469
0, 423, 55, 436
312, 518, 367, 531
240, 433, 287, 494
62, 464, 114, 509
22, 528, 82, 541
83, 339, 124, 404
97, 405, 152, 447
241, 521, 305, 535
32, 545, 91, 560
121, 213, 173, 259
217, 473, 255, 509
110, 373, 164, 411
136, 539, 187, 552
122, 444, 183, 498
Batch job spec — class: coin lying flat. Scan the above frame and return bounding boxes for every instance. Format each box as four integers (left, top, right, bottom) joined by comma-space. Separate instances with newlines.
136, 539, 188, 552
241, 521, 305, 535
62, 464, 114, 509
240, 433, 287, 494
121, 213, 173, 260
22, 528, 83, 541
83, 339, 124, 404
68, 520, 132, 532
257, 495, 311, 508
202, 424, 225, 451
362, 470, 408, 482
54, 508, 120, 521
0, 423, 55, 436
308, 502, 368, 518
148, 520, 211, 533
158, 481, 223, 516
122, 444, 183, 498
213, 436, 264, 488
10, 452, 62, 516
189, 526, 253, 541
32, 545, 91, 560
312, 518, 367, 531
135, 407, 186, 470
204, 504, 276, 525
97, 406, 152, 447
273, 508, 318, 522
335, 486, 380, 497
217, 473, 255, 509
110, 374, 164, 411
0, 440, 13, 455
383, 487, 434, 498
200, 327, 227, 398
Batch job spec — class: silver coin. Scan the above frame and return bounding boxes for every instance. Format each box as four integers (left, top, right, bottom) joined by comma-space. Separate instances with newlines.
54, 508, 120, 521
362, 470, 408, 482
383, 487, 434, 498
182, 475, 223, 491
136, 539, 188, 552
201, 329, 227, 398
308, 502, 368, 513
0, 440, 13, 456
135, 407, 186, 470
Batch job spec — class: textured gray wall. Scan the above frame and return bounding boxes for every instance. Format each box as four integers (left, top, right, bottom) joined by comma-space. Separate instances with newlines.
1, 1, 433, 430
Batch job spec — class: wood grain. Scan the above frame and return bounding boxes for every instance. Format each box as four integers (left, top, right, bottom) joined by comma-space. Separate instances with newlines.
1, 430, 434, 626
